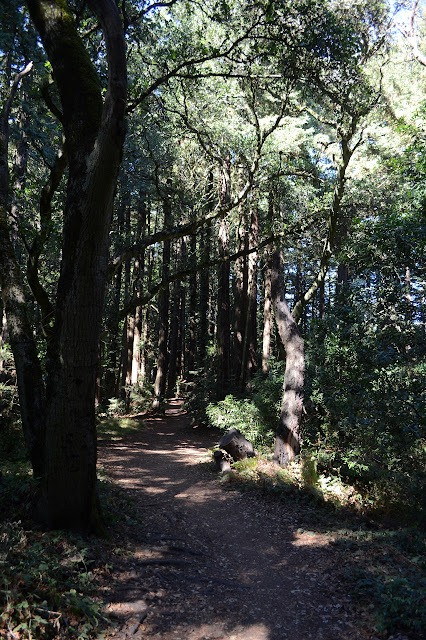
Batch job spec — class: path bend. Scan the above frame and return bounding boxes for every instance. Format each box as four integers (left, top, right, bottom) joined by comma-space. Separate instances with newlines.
99, 400, 372, 640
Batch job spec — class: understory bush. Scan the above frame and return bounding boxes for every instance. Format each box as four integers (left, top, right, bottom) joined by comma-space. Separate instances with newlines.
0, 519, 110, 640
205, 360, 284, 451
305, 290, 426, 522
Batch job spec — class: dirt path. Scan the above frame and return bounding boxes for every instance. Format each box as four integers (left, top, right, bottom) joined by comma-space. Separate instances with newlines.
99, 400, 375, 640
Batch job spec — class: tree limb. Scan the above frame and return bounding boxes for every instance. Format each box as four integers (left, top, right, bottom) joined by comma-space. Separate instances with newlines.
406, 0, 426, 67
26, 144, 68, 337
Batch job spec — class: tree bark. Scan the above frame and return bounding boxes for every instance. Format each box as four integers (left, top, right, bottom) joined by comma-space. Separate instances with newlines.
187, 233, 197, 376
132, 193, 148, 386
271, 251, 304, 466
167, 245, 181, 396
233, 200, 247, 382
152, 180, 172, 410
0, 60, 46, 479
240, 199, 258, 387
119, 172, 132, 403
217, 157, 231, 397
199, 170, 214, 362
26, 0, 127, 531
262, 190, 274, 376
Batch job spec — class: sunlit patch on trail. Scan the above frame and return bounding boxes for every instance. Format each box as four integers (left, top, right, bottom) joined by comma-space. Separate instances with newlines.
291, 531, 330, 547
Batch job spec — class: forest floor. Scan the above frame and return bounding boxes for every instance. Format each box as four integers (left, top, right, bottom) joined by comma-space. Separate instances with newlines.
97, 399, 399, 640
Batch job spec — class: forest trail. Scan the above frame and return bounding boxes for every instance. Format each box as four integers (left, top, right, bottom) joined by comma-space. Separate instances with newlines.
99, 400, 373, 640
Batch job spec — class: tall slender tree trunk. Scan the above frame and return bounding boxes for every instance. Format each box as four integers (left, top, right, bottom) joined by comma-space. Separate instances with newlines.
319, 279, 325, 319
262, 190, 274, 376
262, 256, 272, 376
199, 171, 214, 363
139, 247, 154, 388
167, 245, 182, 396
119, 174, 132, 402
217, 157, 231, 397
105, 264, 122, 399
234, 200, 247, 381
271, 251, 304, 466
132, 305, 142, 385
187, 233, 197, 376
132, 192, 148, 386
179, 268, 186, 384
153, 180, 172, 410
404, 265, 412, 322
240, 199, 258, 387
0, 61, 46, 479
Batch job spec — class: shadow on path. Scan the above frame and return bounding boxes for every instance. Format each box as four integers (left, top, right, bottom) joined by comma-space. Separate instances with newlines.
99, 400, 372, 640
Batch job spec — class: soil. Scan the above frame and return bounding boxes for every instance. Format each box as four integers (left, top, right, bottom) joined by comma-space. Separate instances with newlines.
98, 399, 379, 640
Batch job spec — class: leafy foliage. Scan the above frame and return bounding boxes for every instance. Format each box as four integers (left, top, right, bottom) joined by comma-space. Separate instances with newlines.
0, 413, 152, 640
334, 526, 426, 637
0, 471, 112, 640
203, 363, 283, 450
305, 283, 426, 521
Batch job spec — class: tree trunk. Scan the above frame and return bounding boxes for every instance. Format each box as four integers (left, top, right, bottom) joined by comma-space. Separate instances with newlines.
119, 172, 132, 403
0, 61, 46, 479
240, 200, 258, 387
167, 250, 181, 396
132, 304, 142, 385
271, 251, 304, 466
132, 194, 149, 386
233, 200, 248, 382
199, 180, 212, 363
217, 157, 231, 397
178, 247, 186, 383
26, 0, 127, 531
319, 279, 325, 319
0, 207, 46, 478
187, 233, 197, 376
153, 180, 172, 410
262, 190, 274, 376
262, 256, 272, 376
105, 264, 122, 399
405, 265, 412, 322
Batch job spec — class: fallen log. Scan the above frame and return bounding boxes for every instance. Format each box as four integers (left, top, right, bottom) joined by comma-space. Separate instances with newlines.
213, 450, 232, 473
218, 428, 257, 461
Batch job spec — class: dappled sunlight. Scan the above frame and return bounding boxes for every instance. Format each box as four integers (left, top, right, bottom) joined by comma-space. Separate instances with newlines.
174, 483, 227, 503
172, 622, 271, 640
291, 531, 331, 548
98, 401, 366, 640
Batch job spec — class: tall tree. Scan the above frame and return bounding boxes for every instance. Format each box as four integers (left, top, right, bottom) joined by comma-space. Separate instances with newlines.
0, 0, 127, 531
152, 179, 172, 410
217, 156, 231, 396
271, 251, 305, 465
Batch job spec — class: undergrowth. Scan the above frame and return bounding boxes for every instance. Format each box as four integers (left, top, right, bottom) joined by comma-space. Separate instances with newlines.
0, 413, 148, 640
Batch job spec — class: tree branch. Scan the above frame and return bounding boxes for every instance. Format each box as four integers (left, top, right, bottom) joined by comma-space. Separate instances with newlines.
26, 144, 68, 337
404, 0, 426, 67
292, 116, 360, 323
